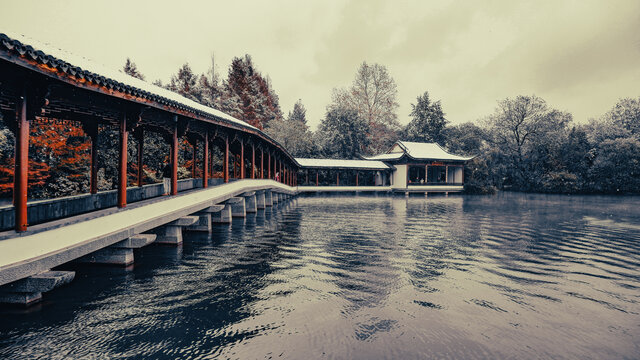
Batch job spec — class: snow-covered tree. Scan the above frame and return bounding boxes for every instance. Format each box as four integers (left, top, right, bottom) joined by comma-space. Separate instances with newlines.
331, 61, 400, 154
168, 63, 202, 102
265, 100, 315, 157
405, 91, 448, 144
315, 106, 370, 159
123, 58, 145, 80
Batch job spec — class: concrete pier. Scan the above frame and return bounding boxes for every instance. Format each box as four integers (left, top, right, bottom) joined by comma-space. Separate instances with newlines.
227, 197, 246, 218
186, 211, 212, 233
242, 192, 257, 213
152, 216, 199, 245
76, 234, 157, 266
209, 204, 232, 224
256, 190, 266, 209
0, 270, 74, 306
265, 190, 273, 206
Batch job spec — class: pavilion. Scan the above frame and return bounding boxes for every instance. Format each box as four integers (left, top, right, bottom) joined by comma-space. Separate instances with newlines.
296, 141, 474, 193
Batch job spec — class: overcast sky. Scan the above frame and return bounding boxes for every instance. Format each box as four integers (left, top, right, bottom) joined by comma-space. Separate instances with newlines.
2, 0, 639, 129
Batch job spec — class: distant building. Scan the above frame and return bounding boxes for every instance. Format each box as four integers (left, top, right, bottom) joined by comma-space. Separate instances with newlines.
296, 141, 474, 193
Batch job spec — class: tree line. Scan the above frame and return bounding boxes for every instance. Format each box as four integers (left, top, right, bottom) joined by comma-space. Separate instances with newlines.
0, 54, 637, 199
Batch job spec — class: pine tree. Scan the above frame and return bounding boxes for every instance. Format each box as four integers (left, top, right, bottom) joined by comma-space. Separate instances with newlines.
123, 58, 145, 80
405, 91, 448, 144
168, 63, 202, 102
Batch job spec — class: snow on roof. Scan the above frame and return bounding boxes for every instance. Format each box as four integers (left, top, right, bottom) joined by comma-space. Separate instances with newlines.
0, 30, 256, 131
397, 141, 474, 161
361, 153, 404, 161
295, 158, 390, 170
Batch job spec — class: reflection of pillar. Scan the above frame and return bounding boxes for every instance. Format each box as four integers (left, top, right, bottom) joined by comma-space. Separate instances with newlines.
203, 131, 208, 188
224, 137, 229, 183
136, 129, 144, 187
14, 88, 29, 232
171, 120, 178, 196
118, 114, 128, 207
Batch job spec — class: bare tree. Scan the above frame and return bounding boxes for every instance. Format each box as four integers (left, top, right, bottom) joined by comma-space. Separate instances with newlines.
331, 62, 400, 154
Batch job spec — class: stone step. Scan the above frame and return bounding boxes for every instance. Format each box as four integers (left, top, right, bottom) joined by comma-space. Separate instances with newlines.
0, 270, 75, 306
111, 234, 157, 249
0, 270, 75, 293
169, 216, 199, 226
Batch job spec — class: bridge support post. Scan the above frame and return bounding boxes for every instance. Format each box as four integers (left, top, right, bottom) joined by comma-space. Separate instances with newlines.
186, 211, 212, 233
210, 204, 232, 223
242, 192, 257, 213
256, 190, 266, 209
0, 271, 75, 307
226, 197, 246, 217
264, 190, 273, 206
76, 234, 157, 266
152, 216, 198, 245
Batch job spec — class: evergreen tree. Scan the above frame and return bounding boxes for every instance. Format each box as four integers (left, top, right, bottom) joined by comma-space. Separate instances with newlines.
265, 100, 314, 157
315, 106, 370, 159
405, 91, 448, 144
168, 63, 202, 102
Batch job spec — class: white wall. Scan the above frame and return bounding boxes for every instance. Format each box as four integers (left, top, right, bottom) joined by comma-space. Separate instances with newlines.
392, 165, 407, 189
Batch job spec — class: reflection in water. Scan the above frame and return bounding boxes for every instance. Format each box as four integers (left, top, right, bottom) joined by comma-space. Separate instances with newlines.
1, 193, 639, 359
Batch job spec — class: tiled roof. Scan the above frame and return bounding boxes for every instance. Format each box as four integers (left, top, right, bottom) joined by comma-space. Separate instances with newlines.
295, 158, 390, 170
364, 141, 474, 162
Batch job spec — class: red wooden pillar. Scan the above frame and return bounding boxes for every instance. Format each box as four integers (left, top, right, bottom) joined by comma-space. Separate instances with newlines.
89, 127, 98, 194
251, 144, 255, 179
192, 139, 197, 179
203, 131, 209, 188
260, 149, 264, 179
356, 171, 359, 186
316, 170, 319, 186
137, 129, 144, 187
240, 140, 245, 179
171, 121, 178, 196
118, 114, 128, 207
224, 137, 229, 183
279, 159, 283, 183
14, 89, 29, 232
336, 171, 340, 186
306, 170, 308, 185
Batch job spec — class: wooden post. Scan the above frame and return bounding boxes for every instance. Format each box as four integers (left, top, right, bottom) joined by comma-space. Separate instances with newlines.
316, 170, 319, 186
203, 131, 208, 188
251, 144, 255, 179
118, 114, 128, 207
88, 125, 98, 194
425, 165, 429, 184
268, 151, 271, 179
356, 171, 359, 186
137, 129, 144, 187
192, 139, 197, 179
260, 149, 264, 179
306, 170, 308, 185
240, 140, 245, 179
336, 171, 339, 186
461, 165, 464, 184
445, 165, 449, 184
224, 136, 229, 183
14, 88, 29, 232
171, 120, 178, 196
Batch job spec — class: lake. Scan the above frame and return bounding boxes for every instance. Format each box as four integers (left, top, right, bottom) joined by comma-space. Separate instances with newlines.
1, 193, 639, 359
